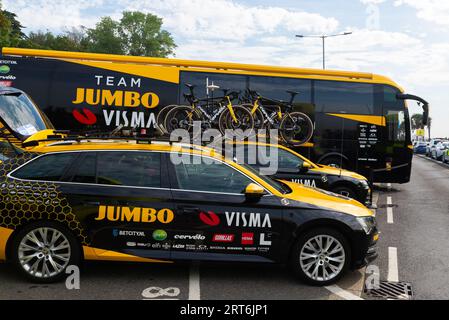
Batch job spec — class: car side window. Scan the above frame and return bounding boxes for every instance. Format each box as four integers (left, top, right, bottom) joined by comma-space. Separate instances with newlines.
256, 147, 304, 170
97, 151, 161, 188
173, 155, 253, 194
11, 153, 77, 181
70, 152, 97, 184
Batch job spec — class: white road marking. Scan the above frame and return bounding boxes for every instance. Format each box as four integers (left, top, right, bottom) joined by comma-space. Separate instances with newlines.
387, 196, 394, 224
142, 287, 180, 300
188, 263, 201, 300
388, 247, 399, 282
325, 285, 364, 300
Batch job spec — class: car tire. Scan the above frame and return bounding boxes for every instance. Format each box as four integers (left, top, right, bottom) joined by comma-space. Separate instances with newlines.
11, 221, 81, 283
330, 186, 357, 200
290, 228, 350, 286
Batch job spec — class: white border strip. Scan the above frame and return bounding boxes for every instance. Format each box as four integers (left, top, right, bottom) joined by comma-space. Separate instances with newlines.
325, 285, 364, 300
188, 263, 201, 300
388, 247, 399, 282
387, 196, 394, 224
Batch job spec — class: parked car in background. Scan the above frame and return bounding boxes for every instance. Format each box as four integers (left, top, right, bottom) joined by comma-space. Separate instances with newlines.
443, 149, 449, 164
414, 141, 427, 155
432, 141, 449, 161
426, 139, 442, 157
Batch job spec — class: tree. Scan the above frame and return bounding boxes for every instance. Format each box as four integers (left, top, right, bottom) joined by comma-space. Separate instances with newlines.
118, 11, 176, 57
0, 2, 25, 48
411, 113, 423, 130
426, 117, 432, 139
1, 7, 176, 57
84, 17, 123, 54
84, 11, 176, 57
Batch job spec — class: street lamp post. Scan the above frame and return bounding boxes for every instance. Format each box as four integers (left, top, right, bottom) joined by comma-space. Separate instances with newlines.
296, 32, 352, 69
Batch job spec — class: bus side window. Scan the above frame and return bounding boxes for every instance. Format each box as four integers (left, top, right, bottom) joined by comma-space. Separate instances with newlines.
315, 81, 374, 115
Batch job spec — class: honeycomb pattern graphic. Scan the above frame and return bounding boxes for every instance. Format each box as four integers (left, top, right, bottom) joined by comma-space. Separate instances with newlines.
0, 153, 90, 245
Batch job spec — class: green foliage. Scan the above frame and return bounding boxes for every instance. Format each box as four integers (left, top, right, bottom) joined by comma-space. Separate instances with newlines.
0, 7, 176, 57
83, 12, 176, 57
0, 7, 24, 48
411, 113, 424, 130
118, 11, 176, 57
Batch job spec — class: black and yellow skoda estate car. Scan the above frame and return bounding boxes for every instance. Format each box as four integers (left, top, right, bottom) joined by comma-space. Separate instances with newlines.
227, 142, 371, 205
0, 130, 378, 286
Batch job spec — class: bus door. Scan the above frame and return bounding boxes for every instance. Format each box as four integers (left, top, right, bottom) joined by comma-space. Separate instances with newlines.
379, 85, 412, 183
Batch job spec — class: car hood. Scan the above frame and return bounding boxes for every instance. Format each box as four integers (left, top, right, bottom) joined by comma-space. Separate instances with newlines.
311, 165, 367, 180
280, 180, 374, 217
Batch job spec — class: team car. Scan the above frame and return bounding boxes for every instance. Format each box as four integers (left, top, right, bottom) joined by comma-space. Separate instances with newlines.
226, 142, 371, 205
0, 88, 378, 286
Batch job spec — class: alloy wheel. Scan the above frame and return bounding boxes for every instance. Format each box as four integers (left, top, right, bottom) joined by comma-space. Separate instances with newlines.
18, 227, 71, 279
299, 235, 346, 282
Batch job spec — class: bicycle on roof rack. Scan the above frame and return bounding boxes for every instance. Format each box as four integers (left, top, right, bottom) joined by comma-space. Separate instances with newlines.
159, 83, 254, 136
239, 89, 314, 146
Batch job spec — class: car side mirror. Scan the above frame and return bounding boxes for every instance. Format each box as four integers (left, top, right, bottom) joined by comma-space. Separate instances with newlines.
244, 183, 266, 199
299, 162, 312, 173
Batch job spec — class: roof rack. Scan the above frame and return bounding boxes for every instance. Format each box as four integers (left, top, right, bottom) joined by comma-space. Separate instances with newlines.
21, 131, 217, 155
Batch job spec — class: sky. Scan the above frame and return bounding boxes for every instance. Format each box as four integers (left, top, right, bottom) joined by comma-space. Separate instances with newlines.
3, 0, 449, 138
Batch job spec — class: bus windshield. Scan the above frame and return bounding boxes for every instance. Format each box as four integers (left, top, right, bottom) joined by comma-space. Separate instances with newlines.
0, 92, 48, 139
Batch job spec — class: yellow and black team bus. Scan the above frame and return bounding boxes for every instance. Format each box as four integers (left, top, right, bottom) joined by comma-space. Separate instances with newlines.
0, 48, 428, 183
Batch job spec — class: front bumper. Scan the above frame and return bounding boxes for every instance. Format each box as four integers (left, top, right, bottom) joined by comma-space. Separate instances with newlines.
352, 230, 379, 270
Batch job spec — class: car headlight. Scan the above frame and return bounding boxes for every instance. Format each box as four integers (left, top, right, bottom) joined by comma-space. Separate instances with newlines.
360, 180, 369, 188
356, 216, 376, 234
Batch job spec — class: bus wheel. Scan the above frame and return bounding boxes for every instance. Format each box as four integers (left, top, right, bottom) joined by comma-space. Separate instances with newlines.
11, 221, 81, 283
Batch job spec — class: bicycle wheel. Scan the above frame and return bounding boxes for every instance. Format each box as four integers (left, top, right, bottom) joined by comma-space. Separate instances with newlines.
218, 105, 255, 136
279, 112, 314, 146
164, 105, 201, 134
240, 104, 266, 130
156, 105, 178, 134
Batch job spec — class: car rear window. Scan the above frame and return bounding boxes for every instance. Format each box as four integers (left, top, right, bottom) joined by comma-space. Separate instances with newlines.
11, 153, 77, 181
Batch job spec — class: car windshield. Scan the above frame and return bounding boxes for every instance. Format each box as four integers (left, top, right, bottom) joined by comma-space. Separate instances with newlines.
0, 92, 48, 139
237, 161, 291, 194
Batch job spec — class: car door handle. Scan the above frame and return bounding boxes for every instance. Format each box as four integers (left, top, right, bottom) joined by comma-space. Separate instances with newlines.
84, 201, 101, 206
179, 207, 200, 214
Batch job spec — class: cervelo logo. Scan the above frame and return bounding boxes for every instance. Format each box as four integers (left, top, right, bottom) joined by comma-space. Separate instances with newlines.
212, 234, 235, 243
174, 234, 206, 240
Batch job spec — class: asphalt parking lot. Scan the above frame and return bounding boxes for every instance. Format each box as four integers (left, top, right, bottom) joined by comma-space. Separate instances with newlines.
0, 154, 447, 300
